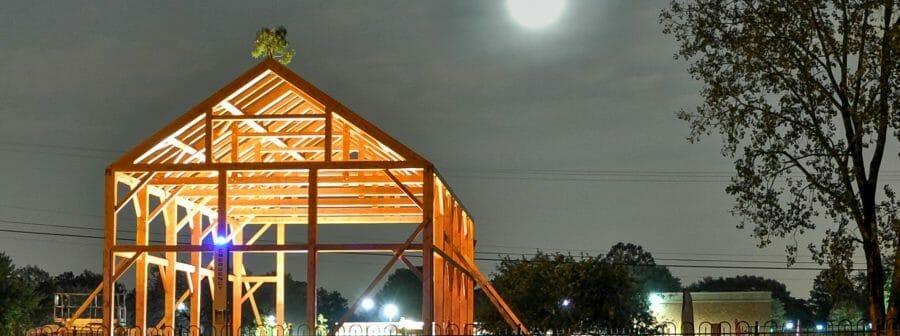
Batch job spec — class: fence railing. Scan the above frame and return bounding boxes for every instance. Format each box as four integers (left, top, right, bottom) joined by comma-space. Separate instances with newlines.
3, 320, 887, 336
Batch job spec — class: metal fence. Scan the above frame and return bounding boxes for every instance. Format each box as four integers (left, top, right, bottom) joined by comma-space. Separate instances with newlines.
2, 320, 887, 336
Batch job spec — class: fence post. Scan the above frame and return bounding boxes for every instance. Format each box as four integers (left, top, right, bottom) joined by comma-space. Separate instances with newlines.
754, 322, 759, 336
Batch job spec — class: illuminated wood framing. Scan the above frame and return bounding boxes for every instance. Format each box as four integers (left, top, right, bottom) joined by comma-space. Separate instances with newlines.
95, 58, 525, 335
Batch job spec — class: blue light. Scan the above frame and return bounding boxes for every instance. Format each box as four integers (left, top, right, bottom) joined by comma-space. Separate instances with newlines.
815, 324, 824, 332
213, 235, 229, 245
784, 321, 794, 330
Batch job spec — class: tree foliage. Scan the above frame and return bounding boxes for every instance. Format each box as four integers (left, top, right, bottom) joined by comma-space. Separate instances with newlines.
603, 242, 682, 293
476, 252, 653, 334
687, 275, 813, 321
0, 253, 40, 331
251, 26, 296, 65
809, 269, 867, 321
253, 273, 349, 327
661, 0, 900, 329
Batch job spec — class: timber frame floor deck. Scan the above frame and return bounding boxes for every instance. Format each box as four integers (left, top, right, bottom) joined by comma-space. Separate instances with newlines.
89, 58, 525, 335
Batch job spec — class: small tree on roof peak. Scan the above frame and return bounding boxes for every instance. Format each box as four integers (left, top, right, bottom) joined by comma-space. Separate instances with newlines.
251, 26, 295, 65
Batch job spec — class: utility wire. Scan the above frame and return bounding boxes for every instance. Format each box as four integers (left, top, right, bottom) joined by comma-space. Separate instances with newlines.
0, 226, 866, 272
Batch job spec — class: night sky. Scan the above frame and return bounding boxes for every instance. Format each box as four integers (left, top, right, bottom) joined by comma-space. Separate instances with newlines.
1, 1, 885, 300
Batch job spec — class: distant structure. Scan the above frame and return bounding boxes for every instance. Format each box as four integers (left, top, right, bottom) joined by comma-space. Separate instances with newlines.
83, 58, 524, 335
649, 291, 773, 333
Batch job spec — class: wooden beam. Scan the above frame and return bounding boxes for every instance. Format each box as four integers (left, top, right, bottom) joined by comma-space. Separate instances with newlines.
211, 114, 325, 121
422, 166, 434, 334
385, 169, 424, 209
276, 223, 285, 334
307, 169, 318, 333
70, 251, 140, 327
109, 160, 426, 172
180, 185, 422, 197
400, 255, 423, 280
149, 173, 422, 186
111, 243, 423, 253
101, 170, 116, 333
114, 172, 154, 214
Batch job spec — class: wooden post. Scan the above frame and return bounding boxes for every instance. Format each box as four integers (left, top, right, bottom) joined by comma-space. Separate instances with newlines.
102, 170, 117, 335
213, 170, 229, 335
232, 227, 243, 336
135, 186, 149, 331
307, 169, 319, 334
276, 224, 285, 335
163, 202, 178, 331
422, 167, 434, 334
190, 212, 202, 334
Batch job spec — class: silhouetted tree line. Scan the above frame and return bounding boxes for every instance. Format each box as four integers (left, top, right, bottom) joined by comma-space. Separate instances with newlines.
0, 251, 350, 330
0, 242, 874, 333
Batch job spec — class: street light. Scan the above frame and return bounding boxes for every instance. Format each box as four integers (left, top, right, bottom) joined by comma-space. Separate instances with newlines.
177, 302, 187, 312
561, 299, 571, 307
383, 303, 399, 322
361, 298, 375, 311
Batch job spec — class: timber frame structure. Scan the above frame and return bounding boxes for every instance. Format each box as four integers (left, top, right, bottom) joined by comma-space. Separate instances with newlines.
90, 58, 525, 335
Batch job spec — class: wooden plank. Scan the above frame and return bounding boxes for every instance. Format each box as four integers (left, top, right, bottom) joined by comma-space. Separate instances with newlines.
114, 172, 154, 214
227, 207, 421, 216
211, 114, 325, 121
400, 255, 423, 280
385, 169, 424, 209
238, 215, 423, 225
325, 110, 333, 161
110, 160, 425, 172
162, 203, 177, 329
422, 166, 434, 333
190, 212, 202, 329
110, 243, 423, 253
101, 170, 116, 332
276, 224, 285, 334
134, 187, 149, 329
239, 131, 327, 139
149, 174, 422, 186
147, 186, 183, 224
205, 109, 212, 164
226, 197, 417, 208
180, 185, 422, 197
307, 169, 318, 333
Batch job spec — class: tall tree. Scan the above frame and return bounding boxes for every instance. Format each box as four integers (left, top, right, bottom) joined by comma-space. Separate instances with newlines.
809, 269, 867, 321
252, 273, 349, 328
661, 1, 900, 331
476, 252, 652, 334
603, 243, 682, 293
0, 252, 40, 332
251, 26, 296, 65
17, 265, 55, 325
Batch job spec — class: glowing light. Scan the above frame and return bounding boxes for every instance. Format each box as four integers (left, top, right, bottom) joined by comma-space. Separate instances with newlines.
561, 298, 571, 307
268, 314, 276, 326
648, 293, 664, 312
361, 298, 375, 311
383, 303, 399, 321
177, 302, 187, 311
213, 235, 229, 245
506, 0, 566, 29
785, 322, 795, 330
815, 324, 824, 332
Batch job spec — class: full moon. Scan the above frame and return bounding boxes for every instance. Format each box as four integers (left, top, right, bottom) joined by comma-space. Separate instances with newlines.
507, 0, 566, 29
